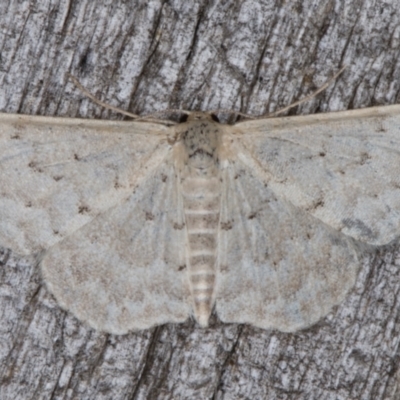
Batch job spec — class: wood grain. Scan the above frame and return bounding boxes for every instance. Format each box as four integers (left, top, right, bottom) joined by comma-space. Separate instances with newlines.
0, 0, 400, 398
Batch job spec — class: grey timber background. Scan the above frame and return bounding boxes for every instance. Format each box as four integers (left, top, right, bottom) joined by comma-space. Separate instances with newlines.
1, 0, 400, 399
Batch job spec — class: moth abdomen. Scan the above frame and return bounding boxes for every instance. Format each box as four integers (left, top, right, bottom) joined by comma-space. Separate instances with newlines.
181, 133, 222, 326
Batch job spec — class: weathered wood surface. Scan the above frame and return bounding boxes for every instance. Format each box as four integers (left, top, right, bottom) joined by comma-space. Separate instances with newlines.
1, 0, 400, 399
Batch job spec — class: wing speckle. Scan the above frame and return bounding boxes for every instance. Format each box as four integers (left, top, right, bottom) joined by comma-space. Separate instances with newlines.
248, 212, 257, 220
173, 222, 185, 230
220, 221, 233, 230
28, 161, 43, 173
78, 205, 90, 214
145, 211, 155, 221
359, 152, 371, 165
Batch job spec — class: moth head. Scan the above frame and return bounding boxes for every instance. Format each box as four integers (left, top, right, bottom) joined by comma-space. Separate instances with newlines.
186, 112, 214, 122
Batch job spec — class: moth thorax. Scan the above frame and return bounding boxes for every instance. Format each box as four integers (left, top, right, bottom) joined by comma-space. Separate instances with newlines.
182, 120, 221, 170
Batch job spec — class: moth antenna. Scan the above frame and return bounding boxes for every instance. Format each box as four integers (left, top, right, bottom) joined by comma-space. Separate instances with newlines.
206, 109, 256, 119
68, 74, 139, 119
134, 109, 192, 122
266, 65, 347, 118
217, 66, 347, 123
68, 73, 177, 125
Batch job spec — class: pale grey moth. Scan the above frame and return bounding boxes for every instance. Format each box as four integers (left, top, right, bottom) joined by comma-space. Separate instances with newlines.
0, 105, 399, 334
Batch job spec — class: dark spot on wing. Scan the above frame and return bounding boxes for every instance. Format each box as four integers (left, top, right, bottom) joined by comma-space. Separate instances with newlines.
178, 264, 186, 271
74, 153, 81, 161
220, 221, 233, 230
306, 199, 325, 211
248, 212, 257, 220
359, 152, 371, 165
173, 222, 185, 230
234, 169, 245, 180
319, 152, 326, 157
28, 161, 43, 173
79, 205, 90, 214
25, 201, 32, 208
375, 120, 386, 132
53, 175, 63, 181
161, 174, 168, 182
145, 211, 154, 221
10, 134, 20, 139
278, 177, 288, 184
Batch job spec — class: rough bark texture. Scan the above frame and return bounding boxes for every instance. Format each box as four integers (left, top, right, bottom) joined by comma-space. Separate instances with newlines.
1, 0, 400, 399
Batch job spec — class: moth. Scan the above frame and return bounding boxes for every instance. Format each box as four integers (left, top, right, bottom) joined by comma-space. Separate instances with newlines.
0, 104, 399, 334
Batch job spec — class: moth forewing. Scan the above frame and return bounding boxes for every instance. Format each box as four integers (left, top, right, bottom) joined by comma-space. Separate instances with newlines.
233, 105, 400, 246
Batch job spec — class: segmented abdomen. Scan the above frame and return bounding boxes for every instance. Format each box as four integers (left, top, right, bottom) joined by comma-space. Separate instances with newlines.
182, 176, 220, 327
